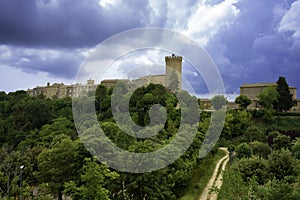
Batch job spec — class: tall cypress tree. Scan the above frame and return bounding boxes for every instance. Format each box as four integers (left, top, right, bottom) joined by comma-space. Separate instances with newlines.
274, 76, 294, 112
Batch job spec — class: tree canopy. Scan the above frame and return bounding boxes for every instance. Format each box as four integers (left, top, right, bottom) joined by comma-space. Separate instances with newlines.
235, 94, 252, 110
274, 76, 294, 112
211, 95, 228, 110
258, 86, 279, 110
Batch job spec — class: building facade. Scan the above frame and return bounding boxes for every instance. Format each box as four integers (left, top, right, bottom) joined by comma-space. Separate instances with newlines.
100, 54, 182, 92
240, 82, 300, 111
240, 83, 297, 100
27, 79, 97, 98
27, 55, 183, 98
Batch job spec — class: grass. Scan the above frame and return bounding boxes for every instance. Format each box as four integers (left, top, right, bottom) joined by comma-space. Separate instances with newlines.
254, 116, 300, 131
273, 116, 300, 130
179, 149, 226, 200
219, 135, 248, 147
217, 166, 248, 200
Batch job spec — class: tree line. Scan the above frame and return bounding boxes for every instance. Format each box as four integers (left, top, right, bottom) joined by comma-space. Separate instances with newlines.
0, 76, 298, 199
0, 83, 211, 200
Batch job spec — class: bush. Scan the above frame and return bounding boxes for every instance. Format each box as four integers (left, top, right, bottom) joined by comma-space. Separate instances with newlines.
269, 149, 296, 180
236, 142, 251, 158
233, 157, 270, 184
273, 134, 292, 150
251, 141, 271, 159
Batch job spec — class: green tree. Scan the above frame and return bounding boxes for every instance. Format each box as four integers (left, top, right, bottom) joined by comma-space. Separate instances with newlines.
0, 147, 22, 198
211, 95, 227, 110
232, 110, 252, 137
219, 112, 233, 139
64, 158, 118, 200
251, 141, 271, 159
236, 142, 251, 158
273, 134, 292, 150
292, 138, 300, 159
269, 149, 296, 180
258, 86, 279, 110
274, 76, 294, 112
228, 144, 235, 153
95, 84, 108, 113
12, 97, 54, 131
37, 135, 84, 200
0, 91, 6, 101
268, 130, 281, 144
0, 145, 33, 199
251, 178, 300, 200
235, 94, 251, 110
52, 97, 73, 120
258, 87, 279, 123
38, 117, 77, 146
245, 126, 265, 143
233, 157, 270, 184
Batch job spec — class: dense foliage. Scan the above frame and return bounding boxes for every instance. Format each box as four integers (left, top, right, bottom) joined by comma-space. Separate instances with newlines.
217, 94, 300, 199
274, 76, 294, 112
1, 77, 300, 199
235, 95, 251, 110
0, 84, 210, 200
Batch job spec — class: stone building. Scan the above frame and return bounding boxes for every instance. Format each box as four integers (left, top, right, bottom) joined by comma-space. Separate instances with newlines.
100, 54, 182, 92
28, 54, 183, 98
27, 79, 97, 98
240, 82, 300, 111
165, 54, 182, 91
100, 79, 129, 89
240, 82, 297, 100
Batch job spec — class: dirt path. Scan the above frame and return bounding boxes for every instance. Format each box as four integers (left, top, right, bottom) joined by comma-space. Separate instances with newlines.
199, 148, 229, 200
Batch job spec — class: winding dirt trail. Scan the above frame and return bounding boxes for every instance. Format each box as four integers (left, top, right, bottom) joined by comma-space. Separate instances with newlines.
199, 148, 229, 200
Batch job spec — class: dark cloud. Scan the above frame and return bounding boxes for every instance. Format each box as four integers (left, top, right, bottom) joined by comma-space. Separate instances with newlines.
0, 0, 148, 48
20, 52, 81, 79
1, 0, 300, 97
0, 0, 152, 80
206, 0, 300, 96
0, 45, 83, 78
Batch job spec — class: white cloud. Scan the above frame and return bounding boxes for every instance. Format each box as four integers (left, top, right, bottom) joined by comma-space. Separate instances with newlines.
278, 0, 300, 39
146, 0, 240, 46
181, 0, 240, 46
85, 49, 166, 82
164, 0, 197, 30
98, 0, 120, 8
0, 45, 88, 83
147, 0, 167, 26
0, 65, 72, 92
193, 92, 238, 102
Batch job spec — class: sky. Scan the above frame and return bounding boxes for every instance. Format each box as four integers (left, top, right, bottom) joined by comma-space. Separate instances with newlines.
0, 0, 300, 99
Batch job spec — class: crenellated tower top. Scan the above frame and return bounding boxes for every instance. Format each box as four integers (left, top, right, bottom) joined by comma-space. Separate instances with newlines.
165, 54, 182, 92
165, 54, 183, 62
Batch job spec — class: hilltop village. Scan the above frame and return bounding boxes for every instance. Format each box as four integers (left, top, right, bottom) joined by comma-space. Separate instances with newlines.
2, 55, 300, 199
27, 55, 300, 112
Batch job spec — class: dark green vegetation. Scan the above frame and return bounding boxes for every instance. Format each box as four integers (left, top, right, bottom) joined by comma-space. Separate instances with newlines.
179, 149, 226, 200
235, 95, 251, 110
217, 78, 300, 199
1, 76, 299, 199
274, 76, 294, 112
218, 116, 300, 199
0, 84, 215, 200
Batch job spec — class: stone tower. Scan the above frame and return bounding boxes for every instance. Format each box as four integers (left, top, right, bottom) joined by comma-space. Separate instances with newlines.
165, 54, 182, 92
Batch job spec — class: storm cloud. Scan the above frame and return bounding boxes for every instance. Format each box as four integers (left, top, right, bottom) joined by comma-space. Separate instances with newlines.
0, 0, 300, 98
0, 0, 146, 48
206, 0, 300, 94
